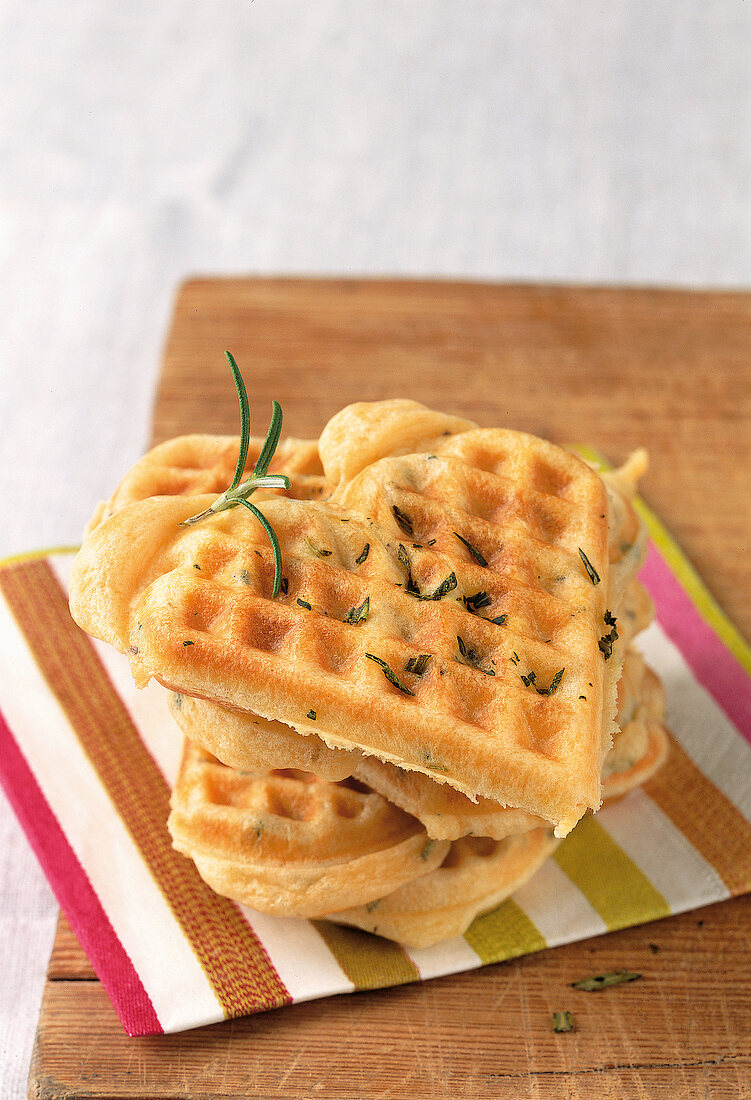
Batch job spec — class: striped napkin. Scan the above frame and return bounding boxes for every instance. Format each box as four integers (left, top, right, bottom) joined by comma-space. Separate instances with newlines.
1, 491, 750, 1036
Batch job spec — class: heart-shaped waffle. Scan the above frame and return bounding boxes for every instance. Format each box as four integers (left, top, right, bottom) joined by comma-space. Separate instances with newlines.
71, 401, 640, 836
168, 740, 449, 918
324, 829, 560, 948
85, 433, 326, 538
170, 646, 667, 842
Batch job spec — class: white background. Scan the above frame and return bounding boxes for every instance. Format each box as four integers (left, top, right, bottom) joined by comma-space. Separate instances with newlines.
1, 3, 750, 1095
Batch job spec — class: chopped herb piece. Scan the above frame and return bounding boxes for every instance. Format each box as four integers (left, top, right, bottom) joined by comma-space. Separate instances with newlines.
510, 651, 520, 665
420, 839, 435, 861
579, 694, 587, 700
543, 668, 565, 695
344, 596, 370, 625
457, 636, 495, 675
521, 667, 565, 695
193, 563, 201, 570
305, 537, 332, 558
234, 568, 252, 585
355, 544, 370, 566
578, 548, 601, 585
463, 591, 492, 614
571, 970, 641, 992
426, 538, 437, 546
365, 654, 415, 696
405, 653, 432, 676
429, 572, 458, 601
552, 1011, 574, 1033
182, 640, 194, 647
454, 532, 488, 566
397, 544, 422, 596
172, 693, 183, 709
306, 709, 317, 721
365, 899, 381, 913
279, 577, 288, 595
491, 614, 508, 625
392, 504, 414, 536
599, 610, 619, 659
296, 598, 312, 610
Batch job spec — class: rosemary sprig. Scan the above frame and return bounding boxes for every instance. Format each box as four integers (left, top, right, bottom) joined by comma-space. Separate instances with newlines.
181, 352, 290, 598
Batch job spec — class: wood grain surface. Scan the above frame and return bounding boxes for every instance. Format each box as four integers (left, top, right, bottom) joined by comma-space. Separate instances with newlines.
30, 278, 751, 1099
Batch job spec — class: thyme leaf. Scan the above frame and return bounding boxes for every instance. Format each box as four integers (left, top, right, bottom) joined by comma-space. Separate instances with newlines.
306, 709, 317, 720
578, 548, 601, 585
355, 543, 370, 565
180, 352, 289, 598
365, 653, 415, 696
454, 532, 488, 566
571, 970, 641, 992
491, 614, 507, 625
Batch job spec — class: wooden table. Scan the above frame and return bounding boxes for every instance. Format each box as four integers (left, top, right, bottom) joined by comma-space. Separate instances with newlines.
30, 279, 751, 1098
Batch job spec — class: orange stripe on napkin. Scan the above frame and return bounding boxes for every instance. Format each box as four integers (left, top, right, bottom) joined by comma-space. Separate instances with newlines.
0, 559, 290, 1019
644, 735, 751, 895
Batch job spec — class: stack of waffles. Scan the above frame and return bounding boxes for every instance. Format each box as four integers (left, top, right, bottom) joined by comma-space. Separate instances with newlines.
70, 400, 669, 948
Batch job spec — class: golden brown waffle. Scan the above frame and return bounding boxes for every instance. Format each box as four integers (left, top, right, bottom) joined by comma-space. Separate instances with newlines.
168, 740, 449, 919
352, 649, 667, 840
167, 648, 668, 843
168, 691, 358, 782
70, 402, 648, 835
84, 434, 325, 537
602, 659, 669, 797
324, 829, 559, 948
71, 475, 608, 837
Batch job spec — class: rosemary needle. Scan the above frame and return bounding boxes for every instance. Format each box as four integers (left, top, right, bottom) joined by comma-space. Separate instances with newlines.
180, 351, 290, 598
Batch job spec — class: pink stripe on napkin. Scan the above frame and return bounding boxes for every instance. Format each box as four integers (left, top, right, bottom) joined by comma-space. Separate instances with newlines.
0, 707, 162, 1036
641, 544, 751, 745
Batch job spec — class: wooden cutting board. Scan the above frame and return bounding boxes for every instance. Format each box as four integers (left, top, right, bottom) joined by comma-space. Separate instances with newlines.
30, 278, 751, 1098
